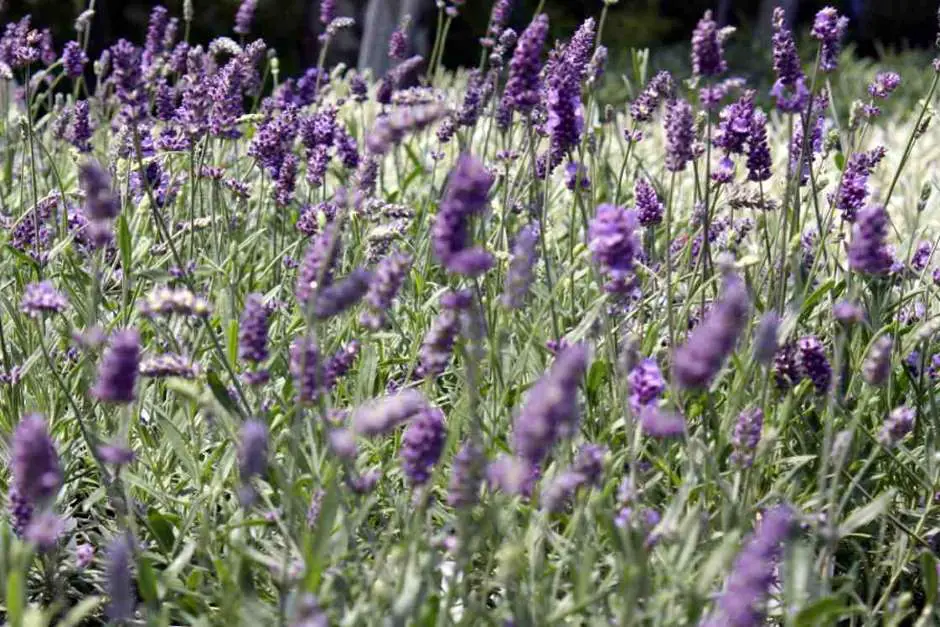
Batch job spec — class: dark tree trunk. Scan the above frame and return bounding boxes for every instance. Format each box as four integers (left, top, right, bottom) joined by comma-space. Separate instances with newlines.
358, 0, 433, 76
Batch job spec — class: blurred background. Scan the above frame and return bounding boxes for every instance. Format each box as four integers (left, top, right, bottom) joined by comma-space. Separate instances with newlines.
2, 0, 938, 107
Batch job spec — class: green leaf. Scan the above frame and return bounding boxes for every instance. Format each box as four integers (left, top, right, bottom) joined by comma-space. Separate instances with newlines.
117, 214, 133, 278
137, 555, 159, 605
304, 475, 340, 592
147, 510, 177, 554
923, 552, 938, 607
586, 359, 610, 401
795, 597, 862, 626
207, 371, 240, 418
839, 490, 895, 537
58, 596, 105, 627
6, 569, 24, 627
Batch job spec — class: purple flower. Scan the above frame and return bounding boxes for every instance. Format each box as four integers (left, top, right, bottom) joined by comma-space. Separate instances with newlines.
388, 17, 409, 60
7, 487, 32, 536
447, 441, 484, 508
76, 543, 95, 569
361, 251, 411, 330
352, 389, 428, 437
109, 39, 145, 121
834, 300, 864, 325
664, 99, 695, 172
731, 408, 763, 467
12, 414, 61, 505
811, 7, 849, 73
68, 100, 93, 153
879, 406, 915, 446
139, 353, 199, 379
296, 223, 342, 306
796, 335, 832, 395
432, 154, 495, 275
544, 19, 594, 163
20, 281, 68, 317
105, 534, 135, 622
502, 223, 539, 310
79, 161, 120, 234
320, 0, 336, 26
691, 10, 727, 77
400, 406, 446, 485
238, 420, 269, 481
238, 294, 269, 364
588, 203, 640, 289
92, 330, 141, 403
868, 72, 901, 99
714, 91, 755, 156
752, 312, 780, 365
209, 59, 246, 139
323, 340, 360, 390
627, 358, 666, 415
415, 293, 469, 379
313, 268, 372, 319
487, 454, 540, 498
25, 511, 63, 551
512, 344, 588, 466
365, 102, 445, 155
831, 147, 886, 222
565, 161, 591, 191
672, 275, 750, 389
746, 111, 772, 182
484, 0, 515, 45
630, 71, 673, 123
635, 178, 663, 227
848, 205, 893, 275
234, 0, 258, 36
911, 241, 933, 272
62, 40, 87, 78
290, 336, 322, 404
770, 7, 808, 112
639, 405, 686, 439
704, 505, 795, 627
862, 335, 893, 386
98, 442, 136, 466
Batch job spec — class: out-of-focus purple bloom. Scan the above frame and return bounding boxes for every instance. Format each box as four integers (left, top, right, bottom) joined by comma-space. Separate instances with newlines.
400, 405, 446, 485
631, 71, 673, 123
12, 414, 61, 505
664, 99, 695, 172
105, 534, 135, 622
834, 300, 864, 325
588, 203, 640, 291
234, 0, 258, 36
432, 154, 494, 275
543, 445, 607, 511
7, 487, 32, 537
673, 275, 750, 389
848, 205, 893, 275
361, 251, 411, 330
703, 505, 795, 627
811, 7, 849, 73
487, 454, 540, 498
502, 223, 539, 310
868, 72, 901, 99
484, 0, 515, 46
139, 353, 199, 379
691, 10, 727, 77
627, 358, 666, 415
564, 161, 591, 191
296, 223, 342, 306
543, 19, 594, 164
388, 16, 409, 60
79, 161, 120, 243
639, 405, 686, 439
862, 335, 893, 386
92, 330, 141, 404
313, 268, 371, 319
797, 335, 832, 395
20, 281, 68, 318
25, 511, 63, 551
635, 178, 663, 227
415, 291, 470, 379
323, 340, 360, 390
320, 0, 336, 25
352, 389, 428, 437
879, 406, 915, 446
731, 408, 763, 467
290, 336, 322, 404
238, 420, 268, 482
98, 442, 136, 466
752, 312, 780, 365
448, 441, 484, 508
512, 344, 588, 466
365, 102, 445, 155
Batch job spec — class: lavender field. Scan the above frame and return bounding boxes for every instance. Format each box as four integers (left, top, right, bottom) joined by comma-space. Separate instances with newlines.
2, 0, 940, 624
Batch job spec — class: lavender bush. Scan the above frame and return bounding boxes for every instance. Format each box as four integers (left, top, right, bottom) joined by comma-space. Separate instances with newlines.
0, 1, 939, 624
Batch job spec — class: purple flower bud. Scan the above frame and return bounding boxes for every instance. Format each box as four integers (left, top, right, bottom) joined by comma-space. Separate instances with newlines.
848, 205, 893, 275
664, 99, 695, 172
501, 14, 549, 116
796, 335, 831, 395
296, 223, 342, 306
139, 353, 198, 379
415, 294, 468, 380
290, 336, 322, 404
502, 223, 539, 310
673, 276, 750, 389
361, 251, 411, 330
238, 420, 268, 481
731, 408, 763, 467
92, 330, 141, 404
105, 533, 135, 622
752, 312, 780, 365
447, 441, 484, 508
432, 154, 495, 274
747, 110, 772, 182
639, 405, 686, 439
320, 0, 336, 26
879, 406, 914, 447
12, 414, 61, 505
833, 300, 864, 325
313, 268, 372, 318
630, 71, 673, 123
400, 405, 446, 485
20, 281, 68, 318
634, 178, 663, 227
627, 358, 666, 415
691, 10, 727, 77
238, 294, 270, 364
76, 543, 95, 569
62, 40, 87, 78
811, 7, 849, 73
324, 340, 360, 390
234, 0, 258, 36
868, 72, 901, 99
25, 511, 63, 551
588, 203, 640, 290
831, 148, 886, 222
862, 335, 893, 386
352, 389, 428, 437
770, 7, 807, 112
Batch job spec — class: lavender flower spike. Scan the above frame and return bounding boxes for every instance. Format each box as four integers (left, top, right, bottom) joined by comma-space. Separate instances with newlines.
105, 533, 136, 622
502, 223, 539, 310
703, 505, 795, 627
20, 281, 68, 318
731, 408, 763, 467
691, 10, 727, 78
12, 414, 62, 505
862, 335, 893, 386
352, 389, 428, 436
664, 99, 695, 173
673, 275, 750, 389
92, 330, 141, 404
848, 205, 893, 275
811, 7, 849, 73
639, 405, 687, 439
501, 14, 549, 117
400, 406, 446, 485
432, 153, 495, 275
361, 251, 411, 330
234, 0, 258, 36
